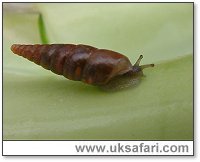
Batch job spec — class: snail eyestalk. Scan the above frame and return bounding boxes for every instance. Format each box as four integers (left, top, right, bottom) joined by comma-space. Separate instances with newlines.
140, 64, 154, 70
134, 55, 143, 66
131, 55, 154, 76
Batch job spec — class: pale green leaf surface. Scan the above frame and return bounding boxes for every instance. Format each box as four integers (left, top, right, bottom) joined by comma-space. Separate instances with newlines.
3, 4, 193, 140
36, 3, 193, 63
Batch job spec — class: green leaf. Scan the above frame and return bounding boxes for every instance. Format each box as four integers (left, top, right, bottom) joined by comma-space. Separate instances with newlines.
36, 3, 193, 63
3, 3, 193, 140
38, 13, 49, 44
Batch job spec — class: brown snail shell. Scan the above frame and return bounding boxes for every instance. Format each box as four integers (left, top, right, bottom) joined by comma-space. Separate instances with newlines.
11, 44, 154, 89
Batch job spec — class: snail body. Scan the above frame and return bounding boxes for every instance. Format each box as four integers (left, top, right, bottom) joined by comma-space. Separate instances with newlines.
11, 44, 154, 89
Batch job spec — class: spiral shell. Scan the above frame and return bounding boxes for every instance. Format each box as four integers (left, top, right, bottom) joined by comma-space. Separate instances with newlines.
11, 44, 133, 85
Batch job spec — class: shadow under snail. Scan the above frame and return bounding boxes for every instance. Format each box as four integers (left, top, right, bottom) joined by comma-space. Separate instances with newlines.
11, 44, 154, 91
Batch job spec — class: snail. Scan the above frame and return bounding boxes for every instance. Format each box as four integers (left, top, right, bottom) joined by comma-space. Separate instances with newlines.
11, 44, 154, 90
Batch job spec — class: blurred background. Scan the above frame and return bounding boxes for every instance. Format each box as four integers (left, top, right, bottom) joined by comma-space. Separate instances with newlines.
3, 3, 193, 140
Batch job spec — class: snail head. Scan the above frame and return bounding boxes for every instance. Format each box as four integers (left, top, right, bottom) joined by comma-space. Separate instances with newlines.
132, 55, 154, 77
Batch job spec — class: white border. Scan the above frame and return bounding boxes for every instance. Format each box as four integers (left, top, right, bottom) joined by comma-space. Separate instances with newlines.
1, 0, 198, 160
3, 141, 194, 155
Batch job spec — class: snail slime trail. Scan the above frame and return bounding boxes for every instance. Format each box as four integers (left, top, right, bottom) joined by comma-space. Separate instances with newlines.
11, 44, 154, 90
